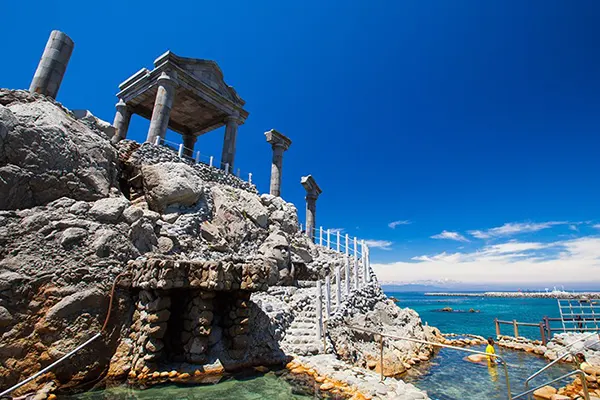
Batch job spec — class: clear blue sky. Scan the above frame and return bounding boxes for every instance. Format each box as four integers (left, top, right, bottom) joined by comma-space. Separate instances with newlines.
2, 1, 599, 285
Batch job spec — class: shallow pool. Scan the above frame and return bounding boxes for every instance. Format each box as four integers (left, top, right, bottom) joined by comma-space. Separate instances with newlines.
67, 372, 315, 400
404, 344, 575, 399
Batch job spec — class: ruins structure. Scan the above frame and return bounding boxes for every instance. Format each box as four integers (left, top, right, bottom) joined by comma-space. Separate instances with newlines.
126, 257, 269, 370
301, 175, 322, 240
112, 51, 249, 169
265, 129, 292, 197
29, 30, 74, 99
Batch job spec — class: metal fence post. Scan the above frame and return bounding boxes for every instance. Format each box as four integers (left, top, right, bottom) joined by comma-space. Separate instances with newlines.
513, 320, 519, 338
336, 231, 341, 252
326, 229, 331, 249
345, 256, 351, 296
178, 144, 184, 158
154, 136, 161, 146
225, 163, 230, 174
345, 234, 349, 256
316, 281, 323, 339
380, 335, 384, 382
325, 275, 331, 318
319, 227, 323, 246
248, 173, 252, 184
495, 318, 501, 338
195, 151, 200, 163
336, 264, 342, 304
354, 257, 359, 290
539, 322, 546, 345
209, 156, 214, 167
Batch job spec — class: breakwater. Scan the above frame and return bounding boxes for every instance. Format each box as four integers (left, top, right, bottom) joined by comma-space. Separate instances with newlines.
425, 292, 600, 299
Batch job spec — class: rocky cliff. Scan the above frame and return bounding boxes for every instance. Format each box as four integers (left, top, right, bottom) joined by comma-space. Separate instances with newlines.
0, 89, 434, 398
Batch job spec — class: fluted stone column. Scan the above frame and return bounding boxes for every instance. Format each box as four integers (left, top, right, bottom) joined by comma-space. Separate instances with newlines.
29, 30, 74, 99
220, 115, 239, 170
146, 71, 177, 144
182, 134, 197, 158
301, 175, 322, 241
111, 99, 132, 144
265, 129, 292, 197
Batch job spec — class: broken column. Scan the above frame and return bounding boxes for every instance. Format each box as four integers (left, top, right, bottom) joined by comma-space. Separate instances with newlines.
29, 30, 74, 99
146, 71, 177, 144
300, 175, 322, 241
265, 129, 292, 197
220, 115, 240, 171
111, 99, 132, 143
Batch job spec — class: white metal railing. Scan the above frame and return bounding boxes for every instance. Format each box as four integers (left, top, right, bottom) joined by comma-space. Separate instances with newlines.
154, 137, 254, 185
307, 226, 375, 345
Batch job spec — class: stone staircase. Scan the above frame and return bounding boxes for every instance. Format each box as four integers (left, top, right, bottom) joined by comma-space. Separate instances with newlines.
280, 286, 340, 356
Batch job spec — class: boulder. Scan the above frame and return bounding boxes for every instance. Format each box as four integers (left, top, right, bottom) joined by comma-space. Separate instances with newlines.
0, 306, 13, 328
88, 197, 130, 222
71, 109, 116, 139
533, 386, 557, 400
0, 90, 119, 209
44, 288, 106, 322
141, 162, 204, 213
60, 227, 88, 248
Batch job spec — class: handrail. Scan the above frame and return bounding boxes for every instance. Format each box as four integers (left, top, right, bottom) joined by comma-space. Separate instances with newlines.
0, 333, 103, 397
345, 324, 513, 399
522, 334, 599, 400
513, 370, 590, 400
0, 271, 128, 397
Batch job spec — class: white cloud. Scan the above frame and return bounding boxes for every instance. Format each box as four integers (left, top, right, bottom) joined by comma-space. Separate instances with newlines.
372, 237, 600, 284
593, 224, 600, 229
569, 225, 579, 232
388, 220, 411, 229
468, 221, 566, 239
430, 230, 469, 242
364, 239, 393, 250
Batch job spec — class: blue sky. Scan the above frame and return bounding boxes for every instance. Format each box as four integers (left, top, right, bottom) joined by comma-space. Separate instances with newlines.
2, 1, 600, 286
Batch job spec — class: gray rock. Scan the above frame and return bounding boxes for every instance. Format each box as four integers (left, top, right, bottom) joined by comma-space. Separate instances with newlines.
0, 306, 13, 328
88, 197, 130, 222
69, 201, 91, 215
45, 288, 105, 322
0, 90, 119, 209
60, 227, 88, 248
141, 162, 204, 213
122, 206, 143, 224
129, 218, 158, 253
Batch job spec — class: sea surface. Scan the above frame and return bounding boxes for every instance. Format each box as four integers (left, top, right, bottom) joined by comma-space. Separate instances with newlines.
387, 291, 563, 339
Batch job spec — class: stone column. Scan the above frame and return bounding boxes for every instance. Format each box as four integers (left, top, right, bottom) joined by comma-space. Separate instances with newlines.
182, 134, 197, 158
220, 115, 239, 170
146, 71, 177, 144
111, 99, 132, 144
300, 175, 322, 241
29, 30, 74, 99
265, 129, 292, 197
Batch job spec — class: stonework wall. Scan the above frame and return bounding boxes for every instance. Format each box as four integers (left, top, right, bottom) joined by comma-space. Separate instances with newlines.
128, 257, 270, 292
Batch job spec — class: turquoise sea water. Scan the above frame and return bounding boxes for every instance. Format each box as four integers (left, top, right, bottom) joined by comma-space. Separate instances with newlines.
389, 292, 576, 399
68, 372, 314, 400
388, 292, 562, 339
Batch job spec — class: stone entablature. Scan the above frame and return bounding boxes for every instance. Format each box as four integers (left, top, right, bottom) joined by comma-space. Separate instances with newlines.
127, 257, 269, 292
